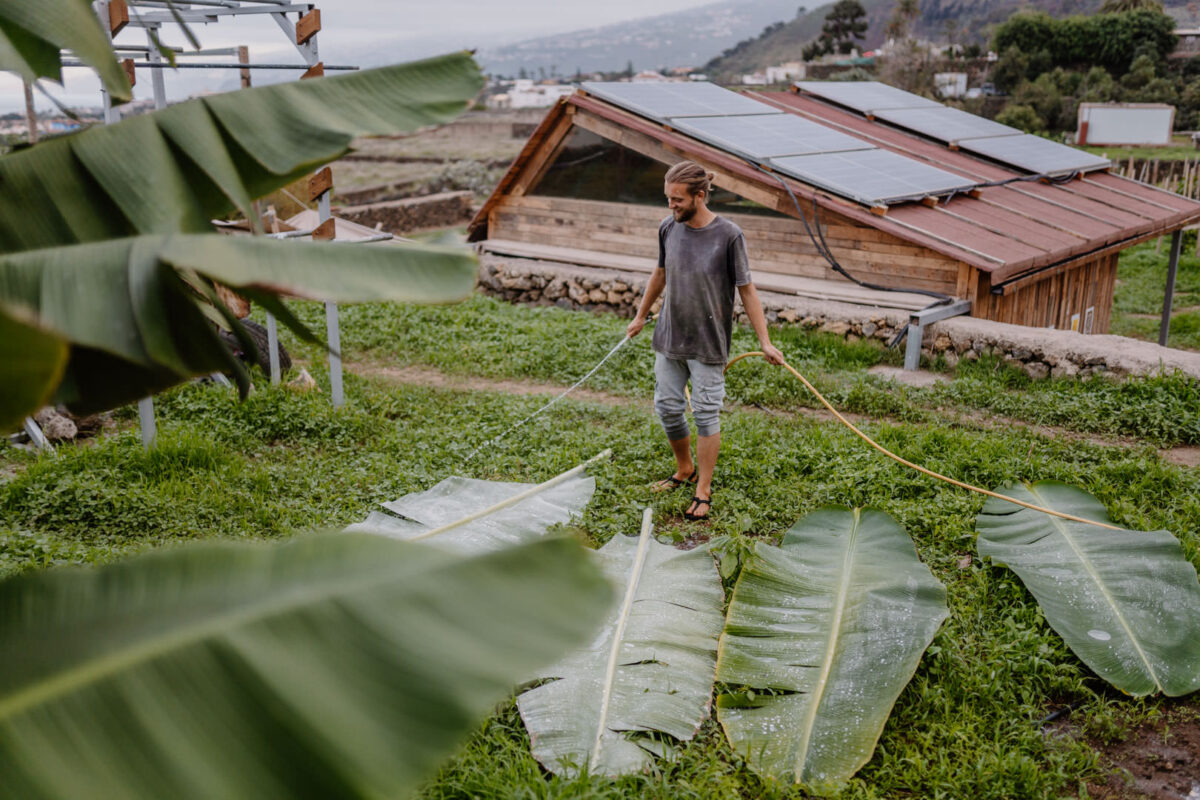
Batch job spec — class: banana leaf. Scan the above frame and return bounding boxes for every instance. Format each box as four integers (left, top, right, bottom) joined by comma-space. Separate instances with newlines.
716, 508, 948, 791
0, 0, 131, 102
0, 305, 67, 433
0, 52, 483, 254
517, 508, 725, 777
975, 481, 1200, 697
0, 534, 612, 800
0, 234, 477, 419
346, 451, 609, 554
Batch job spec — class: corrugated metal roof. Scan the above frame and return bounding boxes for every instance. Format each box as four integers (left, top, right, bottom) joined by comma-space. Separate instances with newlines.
755, 91, 1200, 282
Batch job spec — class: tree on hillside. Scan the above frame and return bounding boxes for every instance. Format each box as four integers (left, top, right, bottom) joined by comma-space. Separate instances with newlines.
821, 0, 869, 55
886, 0, 921, 41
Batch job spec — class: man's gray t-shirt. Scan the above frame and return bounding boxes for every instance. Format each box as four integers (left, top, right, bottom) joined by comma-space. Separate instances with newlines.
651, 215, 752, 365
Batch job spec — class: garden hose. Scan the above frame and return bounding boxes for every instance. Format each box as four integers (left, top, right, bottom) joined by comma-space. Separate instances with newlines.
725, 351, 1121, 531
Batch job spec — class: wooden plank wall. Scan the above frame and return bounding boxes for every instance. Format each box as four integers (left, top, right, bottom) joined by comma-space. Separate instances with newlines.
972, 252, 1117, 333
491, 195, 962, 295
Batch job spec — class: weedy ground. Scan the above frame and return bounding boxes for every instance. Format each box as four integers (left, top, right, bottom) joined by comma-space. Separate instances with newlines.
2, 286, 1198, 799
1110, 239, 1200, 353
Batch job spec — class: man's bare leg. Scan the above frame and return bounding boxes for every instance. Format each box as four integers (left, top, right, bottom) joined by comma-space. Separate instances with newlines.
688, 432, 720, 519
651, 435, 695, 492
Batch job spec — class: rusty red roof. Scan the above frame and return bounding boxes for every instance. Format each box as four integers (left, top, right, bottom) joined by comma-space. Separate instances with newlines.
470, 89, 1200, 286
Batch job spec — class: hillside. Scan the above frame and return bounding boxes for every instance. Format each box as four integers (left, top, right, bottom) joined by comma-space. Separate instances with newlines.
475, 0, 800, 77
701, 0, 1171, 78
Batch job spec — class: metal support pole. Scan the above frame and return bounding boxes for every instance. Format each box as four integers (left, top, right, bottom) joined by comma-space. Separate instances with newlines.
904, 325, 925, 371
267, 312, 281, 384
138, 397, 157, 449
1159, 229, 1183, 347
22, 418, 53, 452
904, 299, 972, 371
146, 27, 168, 109
318, 190, 344, 408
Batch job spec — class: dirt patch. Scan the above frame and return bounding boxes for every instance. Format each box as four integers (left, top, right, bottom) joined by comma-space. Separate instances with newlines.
1161, 447, 1200, 468
1085, 706, 1200, 800
347, 361, 1190, 462
867, 364, 951, 387
347, 363, 636, 409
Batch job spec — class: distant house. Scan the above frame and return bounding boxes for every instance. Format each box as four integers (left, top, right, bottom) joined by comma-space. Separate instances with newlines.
490, 79, 576, 110
631, 70, 674, 83
1172, 28, 1200, 58
470, 81, 1200, 333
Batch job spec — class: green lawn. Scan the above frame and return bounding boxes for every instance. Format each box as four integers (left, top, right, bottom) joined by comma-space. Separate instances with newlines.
2, 296, 1198, 799
1111, 239, 1200, 352
1080, 135, 1199, 161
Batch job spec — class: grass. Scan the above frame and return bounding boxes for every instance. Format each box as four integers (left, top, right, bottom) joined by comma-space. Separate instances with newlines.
1110, 239, 1200, 352
1079, 135, 1199, 161
271, 295, 1200, 447
3, 297, 1199, 799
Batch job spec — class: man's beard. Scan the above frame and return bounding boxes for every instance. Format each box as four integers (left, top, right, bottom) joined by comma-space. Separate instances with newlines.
673, 204, 696, 222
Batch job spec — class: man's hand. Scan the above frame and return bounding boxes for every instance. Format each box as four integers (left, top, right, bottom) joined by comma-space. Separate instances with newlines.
761, 342, 785, 365
627, 316, 647, 338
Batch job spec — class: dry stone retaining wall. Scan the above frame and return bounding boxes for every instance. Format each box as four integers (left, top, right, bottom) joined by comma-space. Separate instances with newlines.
338, 191, 474, 234
478, 254, 1200, 380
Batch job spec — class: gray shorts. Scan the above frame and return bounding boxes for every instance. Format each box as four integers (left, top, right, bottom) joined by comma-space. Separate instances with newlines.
653, 353, 726, 440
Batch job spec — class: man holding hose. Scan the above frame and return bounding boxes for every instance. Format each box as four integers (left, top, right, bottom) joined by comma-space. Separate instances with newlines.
627, 161, 784, 521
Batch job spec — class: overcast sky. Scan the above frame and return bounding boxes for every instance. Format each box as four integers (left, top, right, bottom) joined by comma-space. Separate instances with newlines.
0, 1, 709, 113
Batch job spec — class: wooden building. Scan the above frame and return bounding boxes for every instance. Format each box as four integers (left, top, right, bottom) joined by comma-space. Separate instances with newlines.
469, 82, 1200, 333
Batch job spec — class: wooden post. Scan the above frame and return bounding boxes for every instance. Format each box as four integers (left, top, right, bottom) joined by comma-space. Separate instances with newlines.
238, 46, 251, 88
22, 82, 37, 144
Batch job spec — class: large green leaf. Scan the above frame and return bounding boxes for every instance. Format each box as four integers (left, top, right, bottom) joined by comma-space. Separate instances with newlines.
976, 482, 1200, 697
0, 52, 483, 254
346, 451, 607, 553
517, 508, 725, 776
0, 0, 131, 101
0, 234, 477, 414
0, 304, 68, 433
0, 534, 612, 800
716, 508, 948, 791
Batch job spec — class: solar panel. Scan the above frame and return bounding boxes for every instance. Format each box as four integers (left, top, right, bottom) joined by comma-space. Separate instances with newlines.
794, 81, 941, 114
871, 106, 1020, 145
960, 134, 1112, 175
580, 81, 781, 122
670, 113, 874, 160
581, 80, 984, 207
770, 149, 976, 206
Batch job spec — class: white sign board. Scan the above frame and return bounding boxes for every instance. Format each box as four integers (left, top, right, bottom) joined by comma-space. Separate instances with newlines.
1077, 103, 1174, 147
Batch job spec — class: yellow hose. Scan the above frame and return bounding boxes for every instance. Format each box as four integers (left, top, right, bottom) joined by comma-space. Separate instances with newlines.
725, 351, 1120, 531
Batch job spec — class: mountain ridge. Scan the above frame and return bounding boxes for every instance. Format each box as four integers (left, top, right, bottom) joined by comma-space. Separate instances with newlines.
475, 0, 800, 77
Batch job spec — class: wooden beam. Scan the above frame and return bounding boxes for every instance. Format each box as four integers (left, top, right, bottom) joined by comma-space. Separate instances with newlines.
308, 167, 333, 201
312, 218, 336, 240
513, 111, 576, 197
301, 62, 325, 80
122, 58, 136, 88
296, 9, 322, 45
238, 45, 251, 89
109, 0, 129, 35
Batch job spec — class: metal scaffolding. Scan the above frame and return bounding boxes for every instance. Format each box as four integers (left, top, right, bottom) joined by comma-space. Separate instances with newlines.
87, 0, 376, 448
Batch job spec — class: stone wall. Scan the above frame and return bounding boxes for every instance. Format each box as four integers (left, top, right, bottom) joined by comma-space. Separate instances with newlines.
478, 253, 1200, 380
338, 191, 474, 234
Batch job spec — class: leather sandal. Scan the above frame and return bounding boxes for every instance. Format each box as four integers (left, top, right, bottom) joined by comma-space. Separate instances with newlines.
684, 495, 712, 521
650, 469, 697, 493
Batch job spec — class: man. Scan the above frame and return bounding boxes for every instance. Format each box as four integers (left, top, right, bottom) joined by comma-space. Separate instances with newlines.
626, 160, 785, 521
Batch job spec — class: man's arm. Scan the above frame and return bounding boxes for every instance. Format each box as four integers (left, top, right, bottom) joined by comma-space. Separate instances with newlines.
627, 268, 666, 338
737, 282, 785, 365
